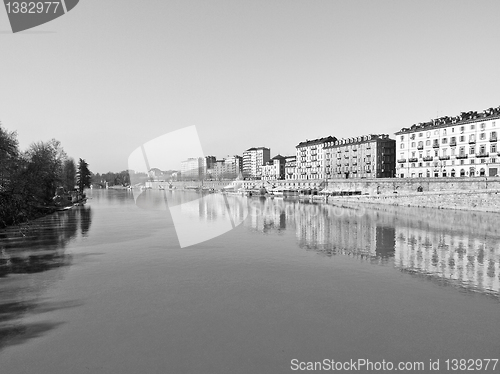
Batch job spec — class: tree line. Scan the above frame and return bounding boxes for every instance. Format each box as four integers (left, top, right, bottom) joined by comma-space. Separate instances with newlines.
0, 122, 91, 227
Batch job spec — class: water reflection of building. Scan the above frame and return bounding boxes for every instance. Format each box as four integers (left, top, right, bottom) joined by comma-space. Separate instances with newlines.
392, 207, 500, 295
242, 198, 500, 296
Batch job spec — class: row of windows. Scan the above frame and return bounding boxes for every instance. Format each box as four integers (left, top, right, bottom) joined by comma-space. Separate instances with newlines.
400, 158, 497, 168
402, 145, 498, 159
400, 132, 498, 148
400, 122, 497, 141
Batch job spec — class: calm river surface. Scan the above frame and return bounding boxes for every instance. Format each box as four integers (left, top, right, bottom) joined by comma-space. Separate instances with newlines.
0, 189, 499, 373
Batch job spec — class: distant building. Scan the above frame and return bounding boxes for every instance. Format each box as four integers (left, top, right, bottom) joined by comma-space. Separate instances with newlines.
284, 156, 296, 180
242, 147, 271, 179
295, 136, 337, 180
261, 155, 286, 181
324, 134, 395, 179
180, 156, 216, 180
213, 156, 243, 180
395, 105, 500, 178
180, 158, 204, 180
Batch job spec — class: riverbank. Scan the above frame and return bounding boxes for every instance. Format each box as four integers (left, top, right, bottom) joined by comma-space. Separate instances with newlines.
327, 189, 500, 213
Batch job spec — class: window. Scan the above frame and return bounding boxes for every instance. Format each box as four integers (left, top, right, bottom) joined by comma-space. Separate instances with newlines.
491, 144, 497, 153
442, 149, 447, 156
410, 134, 415, 140
460, 169, 465, 176
471, 124, 475, 130
411, 142, 415, 147
469, 146, 475, 154
426, 140, 431, 146
434, 150, 438, 157
451, 136, 456, 144
443, 129, 447, 135
451, 148, 455, 156
480, 133, 486, 140
491, 131, 497, 140
412, 151, 416, 157
481, 123, 486, 129
400, 144, 404, 149
480, 145, 486, 154
469, 134, 475, 142
459, 136, 465, 142
452, 128, 455, 133
426, 150, 431, 156
460, 126, 465, 133
442, 138, 448, 144
400, 135, 404, 141
470, 159, 475, 164
426, 131, 431, 138
493, 121, 496, 127
460, 160, 465, 165
434, 130, 439, 135
419, 132, 423, 137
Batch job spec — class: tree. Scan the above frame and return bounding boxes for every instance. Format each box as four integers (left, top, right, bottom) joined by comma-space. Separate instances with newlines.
76, 158, 92, 193
21, 139, 67, 204
62, 158, 77, 191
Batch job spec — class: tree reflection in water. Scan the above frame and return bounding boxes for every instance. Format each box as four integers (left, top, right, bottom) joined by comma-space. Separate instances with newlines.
0, 206, 92, 349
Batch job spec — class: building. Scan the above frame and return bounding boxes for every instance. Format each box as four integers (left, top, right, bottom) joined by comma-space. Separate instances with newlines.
295, 136, 337, 180
242, 147, 271, 179
261, 155, 286, 181
284, 156, 296, 180
180, 156, 216, 180
213, 155, 243, 180
395, 106, 500, 178
324, 134, 395, 179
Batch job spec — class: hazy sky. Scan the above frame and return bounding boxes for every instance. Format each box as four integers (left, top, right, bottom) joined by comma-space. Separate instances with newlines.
1, 0, 499, 173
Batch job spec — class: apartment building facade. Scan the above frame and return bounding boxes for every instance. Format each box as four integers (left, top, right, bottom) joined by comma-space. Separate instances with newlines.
242, 147, 271, 179
324, 134, 395, 179
212, 155, 243, 180
284, 156, 297, 180
295, 136, 337, 180
395, 107, 500, 178
261, 155, 287, 181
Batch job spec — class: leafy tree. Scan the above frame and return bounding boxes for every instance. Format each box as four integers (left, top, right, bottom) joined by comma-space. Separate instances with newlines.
21, 139, 67, 205
76, 158, 92, 193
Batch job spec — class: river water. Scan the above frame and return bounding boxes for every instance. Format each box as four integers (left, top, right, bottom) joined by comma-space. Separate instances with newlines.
0, 189, 498, 373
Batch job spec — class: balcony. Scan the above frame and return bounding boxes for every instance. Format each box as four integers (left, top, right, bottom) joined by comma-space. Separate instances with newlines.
408, 158, 418, 162
456, 154, 468, 159
439, 156, 450, 160
423, 156, 433, 161
490, 137, 497, 142
352, 162, 358, 166
417, 145, 424, 150
352, 148, 357, 152
397, 159, 406, 163
469, 139, 476, 144
450, 141, 457, 147
432, 143, 440, 148
476, 153, 489, 158
365, 161, 371, 165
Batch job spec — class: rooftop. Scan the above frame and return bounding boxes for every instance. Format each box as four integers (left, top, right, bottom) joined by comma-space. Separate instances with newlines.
396, 105, 500, 135
296, 136, 337, 148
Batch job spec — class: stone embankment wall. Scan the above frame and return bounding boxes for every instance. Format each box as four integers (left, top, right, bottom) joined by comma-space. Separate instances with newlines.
328, 189, 500, 213
163, 177, 500, 194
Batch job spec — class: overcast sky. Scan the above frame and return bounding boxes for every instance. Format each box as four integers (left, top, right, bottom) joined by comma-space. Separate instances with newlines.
1, 0, 499, 173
